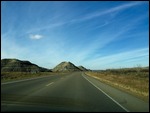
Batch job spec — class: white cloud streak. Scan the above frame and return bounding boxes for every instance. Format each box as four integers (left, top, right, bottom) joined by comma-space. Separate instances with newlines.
73, 13, 147, 63
30, 34, 43, 40
26, 2, 145, 34
84, 48, 149, 69
70, 1, 144, 22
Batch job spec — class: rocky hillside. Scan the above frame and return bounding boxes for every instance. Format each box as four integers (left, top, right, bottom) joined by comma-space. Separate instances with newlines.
78, 66, 88, 71
52, 61, 81, 72
1, 59, 50, 73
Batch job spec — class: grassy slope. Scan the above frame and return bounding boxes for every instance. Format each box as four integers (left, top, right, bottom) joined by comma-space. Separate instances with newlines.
85, 67, 149, 102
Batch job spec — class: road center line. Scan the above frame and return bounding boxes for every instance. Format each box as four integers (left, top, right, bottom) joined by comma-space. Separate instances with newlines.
46, 82, 54, 86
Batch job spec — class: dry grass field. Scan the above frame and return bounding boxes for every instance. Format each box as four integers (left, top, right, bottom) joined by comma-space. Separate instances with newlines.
85, 67, 149, 102
1, 72, 70, 83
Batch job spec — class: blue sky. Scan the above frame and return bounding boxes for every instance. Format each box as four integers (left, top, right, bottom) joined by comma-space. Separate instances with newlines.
1, 1, 149, 70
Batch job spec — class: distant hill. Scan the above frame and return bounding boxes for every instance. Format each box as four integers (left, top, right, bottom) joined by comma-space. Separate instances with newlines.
1, 58, 50, 73
78, 66, 88, 71
52, 61, 81, 72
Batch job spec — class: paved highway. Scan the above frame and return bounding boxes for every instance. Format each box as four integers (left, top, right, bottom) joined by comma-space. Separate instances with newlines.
1, 72, 132, 112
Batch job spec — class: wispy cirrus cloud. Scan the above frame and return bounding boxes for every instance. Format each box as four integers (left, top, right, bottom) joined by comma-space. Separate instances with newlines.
1, 33, 29, 59
29, 34, 43, 40
26, 1, 145, 34
71, 13, 148, 63
2, 2, 148, 70
84, 48, 149, 69
70, 1, 145, 23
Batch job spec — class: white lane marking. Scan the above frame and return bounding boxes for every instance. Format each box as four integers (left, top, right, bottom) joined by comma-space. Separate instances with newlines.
1, 75, 54, 85
46, 82, 54, 86
82, 73, 129, 112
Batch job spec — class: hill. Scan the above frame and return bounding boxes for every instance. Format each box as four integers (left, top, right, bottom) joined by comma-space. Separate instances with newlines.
52, 61, 81, 72
78, 66, 88, 71
1, 58, 50, 73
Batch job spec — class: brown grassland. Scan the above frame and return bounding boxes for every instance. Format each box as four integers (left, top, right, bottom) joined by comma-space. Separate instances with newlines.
1, 72, 70, 83
85, 67, 149, 102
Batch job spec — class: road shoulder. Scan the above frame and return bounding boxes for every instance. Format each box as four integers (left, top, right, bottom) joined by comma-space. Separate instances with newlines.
82, 73, 149, 112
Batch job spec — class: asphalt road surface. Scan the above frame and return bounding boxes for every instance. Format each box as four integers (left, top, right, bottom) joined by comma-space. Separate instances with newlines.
1, 72, 130, 112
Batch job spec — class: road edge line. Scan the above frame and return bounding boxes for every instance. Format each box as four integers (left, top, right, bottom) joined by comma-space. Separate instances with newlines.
82, 73, 129, 112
